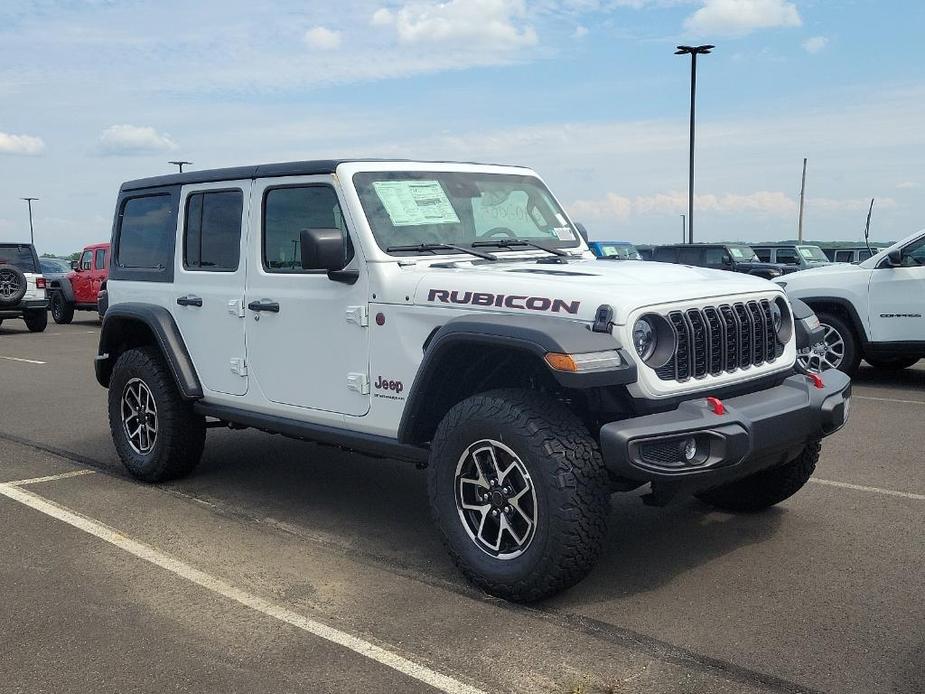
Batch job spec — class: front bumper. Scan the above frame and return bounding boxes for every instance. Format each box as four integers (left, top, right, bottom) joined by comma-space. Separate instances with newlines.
599, 370, 851, 495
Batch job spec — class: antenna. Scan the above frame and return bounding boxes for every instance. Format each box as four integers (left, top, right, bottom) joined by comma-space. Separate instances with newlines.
863, 198, 874, 256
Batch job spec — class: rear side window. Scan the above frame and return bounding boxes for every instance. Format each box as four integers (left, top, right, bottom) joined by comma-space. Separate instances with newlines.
117, 195, 174, 269
678, 247, 701, 265
184, 190, 243, 272
653, 247, 678, 263
94, 248, 106, 270
753, 248, 771, 262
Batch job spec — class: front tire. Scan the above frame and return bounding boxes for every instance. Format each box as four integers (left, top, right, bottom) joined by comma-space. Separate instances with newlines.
804, 312, 860, 375
696, 440, 820, 512
23, 309, 48, 333
50, 292, 74, 324
108, 346, 206, 482
428, 389, 609, 602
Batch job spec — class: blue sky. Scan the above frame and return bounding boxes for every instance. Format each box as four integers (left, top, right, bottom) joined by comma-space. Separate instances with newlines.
1, 0, 923, 254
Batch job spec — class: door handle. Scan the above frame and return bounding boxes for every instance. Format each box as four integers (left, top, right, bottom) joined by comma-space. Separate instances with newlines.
176, 295, 203, 307
247, 299, 280, 313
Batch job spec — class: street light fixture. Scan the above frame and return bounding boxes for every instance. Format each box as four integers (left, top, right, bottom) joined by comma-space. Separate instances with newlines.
20, 197, 38, 245
169, 160, 192, 173
675, 44, 714, 244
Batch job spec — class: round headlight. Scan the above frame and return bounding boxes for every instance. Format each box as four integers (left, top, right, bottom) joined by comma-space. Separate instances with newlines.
770, 301, 783, 334
633, 318, 657, 361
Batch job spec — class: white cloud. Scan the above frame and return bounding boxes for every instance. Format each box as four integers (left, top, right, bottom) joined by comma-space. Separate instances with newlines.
304, 26, 342, 50
803, 35, 828, 54
684, 0, 801, 36
573, 25, 589, 38
0, 130, 45, 156
374, 0, 538, 49
97, 125, 177, 155
896, 181, 920, 190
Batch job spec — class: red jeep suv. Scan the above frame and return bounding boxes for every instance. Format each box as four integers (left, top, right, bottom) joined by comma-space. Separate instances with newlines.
47, 242, 110, 323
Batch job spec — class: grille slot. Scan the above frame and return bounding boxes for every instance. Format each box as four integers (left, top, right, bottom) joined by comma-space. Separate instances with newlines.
655, 300, 783, 382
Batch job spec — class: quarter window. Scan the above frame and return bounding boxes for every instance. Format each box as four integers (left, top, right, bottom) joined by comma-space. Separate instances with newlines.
263, 185, 351, 273
117, 195, 174, 269
184, 190, 243, 271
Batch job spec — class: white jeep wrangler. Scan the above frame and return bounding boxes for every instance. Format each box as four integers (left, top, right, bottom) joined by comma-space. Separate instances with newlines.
780, 229, 925, 375
95, 160, 851, 601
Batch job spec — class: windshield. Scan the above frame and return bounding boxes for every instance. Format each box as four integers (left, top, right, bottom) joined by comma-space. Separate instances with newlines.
353, 172, 580, 255
40, 258, 71, 273
598, 243, 641, 259
798, 245, 829, 262
729, 246, 759, 262
0, 244, 37, 272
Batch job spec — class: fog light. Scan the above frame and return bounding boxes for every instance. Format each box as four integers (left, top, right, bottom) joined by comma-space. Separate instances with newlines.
682, 437, 698, 462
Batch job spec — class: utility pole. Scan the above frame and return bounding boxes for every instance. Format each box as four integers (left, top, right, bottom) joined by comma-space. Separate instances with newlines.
169, 161, 192, 173
681, 214, 686, 242
675, 44, 714, 244
20, 197, 38, 245
798, 157, 807, 242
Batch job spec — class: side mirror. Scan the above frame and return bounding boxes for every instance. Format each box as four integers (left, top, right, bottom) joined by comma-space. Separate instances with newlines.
70, 260, 79, 270
300, 228, 358, 284
722, 255, 732, 266
886, 249, 903, 267
574, 222, 590, 244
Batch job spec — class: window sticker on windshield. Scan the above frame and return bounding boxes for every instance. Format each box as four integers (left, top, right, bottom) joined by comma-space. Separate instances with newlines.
372, 180, 460, 227
553, 227, 574, 241
798, 247, 815, 259
729, 248, 747, 259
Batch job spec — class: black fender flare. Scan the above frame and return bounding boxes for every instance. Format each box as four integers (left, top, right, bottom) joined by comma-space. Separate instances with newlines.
48, 278, 75, 304
397, 312, 635, 445
95, 303, 202, 399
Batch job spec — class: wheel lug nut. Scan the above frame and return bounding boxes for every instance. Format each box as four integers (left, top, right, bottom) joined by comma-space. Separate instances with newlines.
491, 509, 500, 517
504, 506, 512, 514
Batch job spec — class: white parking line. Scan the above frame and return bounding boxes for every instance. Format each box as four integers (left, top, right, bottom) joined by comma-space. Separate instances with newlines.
7, 470, 96, 486
0, 355, 46, 364
0, 481, 487, 694
855, 395, 925, 406
810, 478, 925, 501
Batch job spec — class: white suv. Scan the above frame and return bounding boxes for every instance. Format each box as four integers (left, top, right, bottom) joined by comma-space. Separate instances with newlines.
780, 229, 925, 374
0, 243, 48, 332
95, 160, 851, 601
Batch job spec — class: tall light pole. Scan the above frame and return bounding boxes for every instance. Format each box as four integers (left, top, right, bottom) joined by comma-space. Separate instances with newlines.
169, 160, 192, 173
681, 214, 686, 242
675, 44, 714, 244
20, 197, 38, 245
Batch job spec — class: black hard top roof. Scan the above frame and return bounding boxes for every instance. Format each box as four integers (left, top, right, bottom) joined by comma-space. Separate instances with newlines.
656, 242, 755, 248
120, 159, 527, 192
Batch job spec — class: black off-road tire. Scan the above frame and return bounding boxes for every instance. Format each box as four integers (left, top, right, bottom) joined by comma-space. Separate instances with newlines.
23, 309, 48, 333
817, 312, 861, 376
696, 440, 821, 512
0, 264, 28, 307
865, 356, 920, 370
428, 389, 610, 602
50, 291, 74, 324
108, 346, 206, 482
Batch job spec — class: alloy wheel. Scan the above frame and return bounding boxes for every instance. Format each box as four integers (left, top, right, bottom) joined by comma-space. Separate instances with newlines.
121, 378, 158, 454
797, 321, 845, 372
454, 439, 537, 559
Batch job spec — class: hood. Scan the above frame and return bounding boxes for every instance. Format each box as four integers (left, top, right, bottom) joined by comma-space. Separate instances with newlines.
410, 257, 780, 325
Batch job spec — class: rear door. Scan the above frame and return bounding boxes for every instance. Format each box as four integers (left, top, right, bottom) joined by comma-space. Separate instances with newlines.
171, 181, 250, 396
868, 236, 925, 342
91, 247, 107, 301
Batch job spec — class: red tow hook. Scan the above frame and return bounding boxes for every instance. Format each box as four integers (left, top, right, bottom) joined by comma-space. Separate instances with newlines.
807, 372, 825, 389
706, 396, 725, 415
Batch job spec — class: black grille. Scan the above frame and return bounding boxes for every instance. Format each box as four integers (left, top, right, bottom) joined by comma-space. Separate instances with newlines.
639, 440, 687, 467
655, 299, 784, 382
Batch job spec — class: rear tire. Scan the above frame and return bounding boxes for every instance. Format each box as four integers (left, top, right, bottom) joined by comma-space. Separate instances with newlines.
428, 389, 609, 602
23, 309, 48, 333
108, 346, 206, 482
865, 356, 919, 370
50, 292, 74, 324
696, 440, 820, 512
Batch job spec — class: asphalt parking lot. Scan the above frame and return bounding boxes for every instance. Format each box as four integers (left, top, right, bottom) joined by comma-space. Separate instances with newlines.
1, 317, 922, 694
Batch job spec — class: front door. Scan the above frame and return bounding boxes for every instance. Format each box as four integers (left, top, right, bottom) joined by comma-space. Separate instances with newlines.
244, 176, 370, 417
868, 236, 925, 342
74, 249, 94, 303
171, 181, 250, 397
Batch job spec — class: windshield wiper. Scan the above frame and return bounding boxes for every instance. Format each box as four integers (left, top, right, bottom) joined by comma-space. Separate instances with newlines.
471, 239, 570, 257
386, 243, 497, 261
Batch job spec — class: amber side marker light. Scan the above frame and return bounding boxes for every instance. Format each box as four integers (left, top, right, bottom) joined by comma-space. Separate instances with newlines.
544, 350, 623, 373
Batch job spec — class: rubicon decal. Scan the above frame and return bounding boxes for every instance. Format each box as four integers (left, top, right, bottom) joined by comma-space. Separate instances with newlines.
427, 289, 580, 314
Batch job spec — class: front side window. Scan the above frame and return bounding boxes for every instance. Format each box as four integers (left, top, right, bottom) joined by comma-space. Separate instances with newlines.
94, 248, 107, 270
117, 195, 174, 269
184, 190, 243, 271
776, 249, 800, 265
900, 237, 925, 266
0, 245, 37, 272
753, 248, 771, 262
353, 172, 579, 255
80, 250, 93, 270
263, 185, 349, 273
703, 248, 728, 267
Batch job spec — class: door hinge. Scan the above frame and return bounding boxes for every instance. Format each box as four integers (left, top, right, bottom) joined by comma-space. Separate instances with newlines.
228, 298, 245, 318
230, 358, 248, 377
345, 305, 369, 327
346, 372, 369, 395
